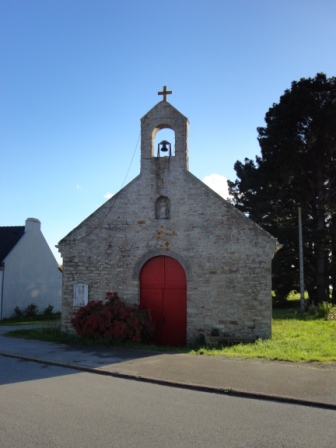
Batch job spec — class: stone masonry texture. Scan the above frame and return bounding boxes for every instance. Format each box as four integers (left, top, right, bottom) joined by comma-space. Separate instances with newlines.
58, 99, 277, 344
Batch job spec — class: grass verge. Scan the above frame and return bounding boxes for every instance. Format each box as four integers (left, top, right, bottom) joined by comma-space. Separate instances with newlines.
3, 325, 179, 352
0, 314, 61, 326
2, 308, 336, 363
192, 308, 336, 363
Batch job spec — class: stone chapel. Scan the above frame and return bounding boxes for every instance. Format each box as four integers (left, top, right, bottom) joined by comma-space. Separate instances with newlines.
58, 87, 277, 346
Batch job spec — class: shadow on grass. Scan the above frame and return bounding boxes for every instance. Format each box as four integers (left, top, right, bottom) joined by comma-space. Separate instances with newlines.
272, 308, 305, 320
272, 307, 335, 321
3, 325, 189, 353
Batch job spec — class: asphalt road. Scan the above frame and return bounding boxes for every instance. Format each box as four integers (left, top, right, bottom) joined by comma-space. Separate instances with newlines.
0, 356, 335, 448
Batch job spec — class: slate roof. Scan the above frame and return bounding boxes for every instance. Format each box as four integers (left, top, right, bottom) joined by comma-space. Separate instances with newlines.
0, 226, 25, 263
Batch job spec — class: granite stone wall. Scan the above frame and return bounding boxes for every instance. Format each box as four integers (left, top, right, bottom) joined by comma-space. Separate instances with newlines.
58, 100, 276, 343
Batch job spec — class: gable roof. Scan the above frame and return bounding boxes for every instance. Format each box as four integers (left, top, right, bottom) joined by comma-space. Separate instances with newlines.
141, 100, 189, 123
0, 226, 25, 263
185, 170, 277, 244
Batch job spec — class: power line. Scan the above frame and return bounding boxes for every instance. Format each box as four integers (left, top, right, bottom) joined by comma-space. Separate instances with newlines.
73, 132, 141, 241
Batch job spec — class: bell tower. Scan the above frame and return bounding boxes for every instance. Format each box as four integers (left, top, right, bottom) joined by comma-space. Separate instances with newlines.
140, 86, 189, 174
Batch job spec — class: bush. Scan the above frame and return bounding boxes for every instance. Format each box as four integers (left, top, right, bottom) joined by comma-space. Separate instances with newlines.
71, 292, 153, 343
14, 306, 23, 317
43, 305, 54, 315
23, 303, 38, 316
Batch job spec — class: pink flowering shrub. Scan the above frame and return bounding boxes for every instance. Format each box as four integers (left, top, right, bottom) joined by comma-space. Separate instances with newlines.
71, 292, 153, 343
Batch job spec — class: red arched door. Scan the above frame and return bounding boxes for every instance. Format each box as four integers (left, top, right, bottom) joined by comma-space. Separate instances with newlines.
140, 256, 187, 346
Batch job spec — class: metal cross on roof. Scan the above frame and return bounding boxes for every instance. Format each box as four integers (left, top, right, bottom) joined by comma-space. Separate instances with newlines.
158, 85, 172, 101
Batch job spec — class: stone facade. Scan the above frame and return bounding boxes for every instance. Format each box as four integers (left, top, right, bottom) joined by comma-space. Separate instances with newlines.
58, 98, 277, 344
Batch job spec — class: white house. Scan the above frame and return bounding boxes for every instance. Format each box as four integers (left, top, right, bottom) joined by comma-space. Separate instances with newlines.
0, 218, 62, 319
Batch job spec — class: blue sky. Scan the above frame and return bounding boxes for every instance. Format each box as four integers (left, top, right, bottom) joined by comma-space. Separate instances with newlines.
1, 0, 336, 263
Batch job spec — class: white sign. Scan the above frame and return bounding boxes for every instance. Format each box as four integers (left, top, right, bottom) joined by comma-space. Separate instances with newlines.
73, 283, 88, 307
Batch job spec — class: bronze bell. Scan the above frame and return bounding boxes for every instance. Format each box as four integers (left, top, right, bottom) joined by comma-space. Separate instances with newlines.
157, 140, 171, 156
160, 140, 169, 152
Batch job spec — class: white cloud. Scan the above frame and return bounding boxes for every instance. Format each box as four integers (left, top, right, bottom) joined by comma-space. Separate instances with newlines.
104, 192, 113, 200
203, 174, 231, 199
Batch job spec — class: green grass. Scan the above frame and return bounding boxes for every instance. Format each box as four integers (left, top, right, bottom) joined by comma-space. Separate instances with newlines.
0, 314, 61, 326
3, 325, 74, 343
192, 307, 336, 363
3, 324, 179, 352
2, 308, 336, 363
286, 291, 309, 301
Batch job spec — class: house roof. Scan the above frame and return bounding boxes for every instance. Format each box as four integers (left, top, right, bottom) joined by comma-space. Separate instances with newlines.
0, 226, 25, 263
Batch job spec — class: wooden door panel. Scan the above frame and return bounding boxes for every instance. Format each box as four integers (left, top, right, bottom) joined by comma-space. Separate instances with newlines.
140, 256, 187, 346
140, 288, 163, 345
163, 288, 186, 346
164, 257, 186, 288
140, 257, 164, 288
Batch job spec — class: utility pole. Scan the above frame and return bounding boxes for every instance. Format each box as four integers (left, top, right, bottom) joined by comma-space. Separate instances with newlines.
298, 207, 305, 314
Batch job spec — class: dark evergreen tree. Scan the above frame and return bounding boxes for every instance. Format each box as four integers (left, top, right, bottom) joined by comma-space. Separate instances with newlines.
229, 73, 336, 305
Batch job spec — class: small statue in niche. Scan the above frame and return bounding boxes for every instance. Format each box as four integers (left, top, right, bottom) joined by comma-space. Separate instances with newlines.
155, 196, 170, 219
159, 201, 169, 219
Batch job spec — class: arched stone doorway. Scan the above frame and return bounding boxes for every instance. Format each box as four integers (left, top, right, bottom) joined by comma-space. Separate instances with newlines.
140, 256, 187, 346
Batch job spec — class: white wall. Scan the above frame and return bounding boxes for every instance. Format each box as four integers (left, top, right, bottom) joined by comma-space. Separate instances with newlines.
1, 219, 62, 318
0, 268, 3, 318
